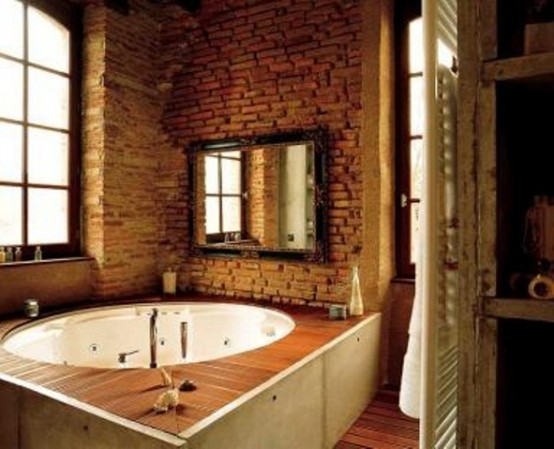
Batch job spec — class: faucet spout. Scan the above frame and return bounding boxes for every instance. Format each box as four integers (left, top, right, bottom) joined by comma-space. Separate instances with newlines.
150, 308, 158, 368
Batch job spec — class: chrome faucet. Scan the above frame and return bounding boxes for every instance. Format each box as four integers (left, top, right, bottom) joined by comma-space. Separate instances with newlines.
150, 308, 158, 368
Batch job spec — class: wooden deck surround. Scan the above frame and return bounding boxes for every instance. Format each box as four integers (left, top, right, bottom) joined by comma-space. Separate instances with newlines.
0, 295, 373, 438
334, 389, 419, 449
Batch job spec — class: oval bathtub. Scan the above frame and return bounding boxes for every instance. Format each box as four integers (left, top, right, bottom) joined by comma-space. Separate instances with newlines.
1, 302, 295, 369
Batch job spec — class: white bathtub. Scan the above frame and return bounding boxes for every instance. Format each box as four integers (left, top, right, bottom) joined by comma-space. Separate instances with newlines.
1, 302, 295, 369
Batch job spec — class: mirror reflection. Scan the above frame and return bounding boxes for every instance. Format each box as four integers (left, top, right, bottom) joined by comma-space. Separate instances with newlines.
190, 128, 327, 261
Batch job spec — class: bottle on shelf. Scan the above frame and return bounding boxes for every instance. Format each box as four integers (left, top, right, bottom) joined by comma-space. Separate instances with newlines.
34, 246, 42, 261
5, 247, 13, 262
0, 247, 5, 263
14, 247, 22, 262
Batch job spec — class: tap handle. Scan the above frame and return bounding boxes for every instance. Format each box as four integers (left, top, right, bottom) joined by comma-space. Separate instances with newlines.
118, 349, 139, 364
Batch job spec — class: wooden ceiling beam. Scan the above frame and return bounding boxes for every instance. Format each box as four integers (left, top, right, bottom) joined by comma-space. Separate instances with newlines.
105, 0, 129, 15
99, 0, 200, 15
175, 0, 201, 13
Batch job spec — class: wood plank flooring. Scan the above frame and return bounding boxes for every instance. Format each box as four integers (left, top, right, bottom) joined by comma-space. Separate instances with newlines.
335, 389, 419, 449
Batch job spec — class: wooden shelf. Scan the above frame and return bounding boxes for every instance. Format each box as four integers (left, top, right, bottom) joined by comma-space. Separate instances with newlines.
484, 298, 554, 323
482, 52, 554, 82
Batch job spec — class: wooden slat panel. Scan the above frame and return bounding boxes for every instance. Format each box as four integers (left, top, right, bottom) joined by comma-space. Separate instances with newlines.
334, 389, 419, 449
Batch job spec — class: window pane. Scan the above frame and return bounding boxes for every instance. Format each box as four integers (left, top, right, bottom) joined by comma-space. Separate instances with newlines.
225, 151, 240, 159
0, 186, 23, 246
205, 196, 220, 234
410, 139, 423, 199
28, 6, 70, 73
222, 197, 241, 233
410, 75, 424, 136
0, 58, 23, 121
28, 128, 69, 186
205, 156, 219, 194
410, 202, 420, 265
0, 122, 23, 182
221, 158, 241, 194
28, 188, 68, 244
0, 0, 23, 58
409, 18, 423, 73
28, 67, 69, 129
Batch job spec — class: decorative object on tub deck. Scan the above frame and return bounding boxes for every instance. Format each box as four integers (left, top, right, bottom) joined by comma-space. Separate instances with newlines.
153, 388, 180, 414
348, 265, 363, 316
179, 379, 197, 392
329, 304, 347, 320
160, 367, 174, 387
23, 299, 39, 318
162, 267, 177, 295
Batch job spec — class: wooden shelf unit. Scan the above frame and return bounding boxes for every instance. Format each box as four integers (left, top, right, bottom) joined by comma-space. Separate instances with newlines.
458, 0, 554, 448
482, 53, 554, 82
484, 298, 554, 323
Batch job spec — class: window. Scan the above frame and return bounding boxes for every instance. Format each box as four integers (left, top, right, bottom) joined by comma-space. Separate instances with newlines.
0, 0, 81, 259
396, 0, 423, 278
204, 151, 243, 243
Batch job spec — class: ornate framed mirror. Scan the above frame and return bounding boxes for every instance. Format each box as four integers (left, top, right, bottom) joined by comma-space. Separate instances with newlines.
189, 127, 328, 262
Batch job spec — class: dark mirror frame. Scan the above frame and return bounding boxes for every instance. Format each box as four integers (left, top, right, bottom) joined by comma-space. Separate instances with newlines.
188, 126, 328, 262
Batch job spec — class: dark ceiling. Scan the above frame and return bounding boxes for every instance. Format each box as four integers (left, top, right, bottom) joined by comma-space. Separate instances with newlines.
104, 0, 201, 15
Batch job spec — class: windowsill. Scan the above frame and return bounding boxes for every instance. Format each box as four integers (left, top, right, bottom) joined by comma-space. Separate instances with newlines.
0, 256, 94, 269
0, 256, 94, 316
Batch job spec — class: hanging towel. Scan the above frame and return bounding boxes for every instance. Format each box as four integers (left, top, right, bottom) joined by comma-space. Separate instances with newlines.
399, 63, 459, 421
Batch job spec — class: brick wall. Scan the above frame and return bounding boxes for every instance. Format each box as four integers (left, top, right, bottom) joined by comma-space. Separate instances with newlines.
159, 0, 365, 304
80, 0, 393, 310
246, 148, 279, 247
83, 0, 167, 298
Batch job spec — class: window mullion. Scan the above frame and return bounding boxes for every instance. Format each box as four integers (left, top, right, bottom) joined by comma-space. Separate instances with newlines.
218, 155, 224, 234
22, 0, 29, 248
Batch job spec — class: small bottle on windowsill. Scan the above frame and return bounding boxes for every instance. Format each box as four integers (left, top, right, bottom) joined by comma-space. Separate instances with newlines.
15, 247, 22, 262
34, 246, 42, 261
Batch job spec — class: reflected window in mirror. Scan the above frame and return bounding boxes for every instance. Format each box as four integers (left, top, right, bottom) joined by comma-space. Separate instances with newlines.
204, 150, 243, 243
189, 127, 328, 262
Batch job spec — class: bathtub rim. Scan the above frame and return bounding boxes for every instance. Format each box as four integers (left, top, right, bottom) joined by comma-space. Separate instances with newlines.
1, 300, 296, 345
1, 301, 296, 369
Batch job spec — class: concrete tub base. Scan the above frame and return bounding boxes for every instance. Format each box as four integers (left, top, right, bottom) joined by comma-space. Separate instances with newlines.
0, 313, 381, 449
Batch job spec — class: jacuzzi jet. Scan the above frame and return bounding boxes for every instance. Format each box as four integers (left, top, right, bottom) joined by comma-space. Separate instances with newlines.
89, 343, 100, 355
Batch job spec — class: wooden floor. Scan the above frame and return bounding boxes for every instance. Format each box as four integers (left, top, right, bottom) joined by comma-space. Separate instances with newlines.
335, 389, 419, 449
